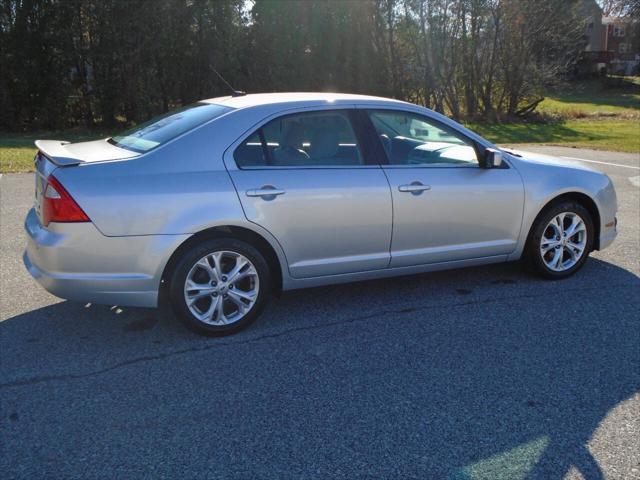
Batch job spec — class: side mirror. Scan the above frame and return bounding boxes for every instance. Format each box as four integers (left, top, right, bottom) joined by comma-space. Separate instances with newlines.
483, 148, 503, 169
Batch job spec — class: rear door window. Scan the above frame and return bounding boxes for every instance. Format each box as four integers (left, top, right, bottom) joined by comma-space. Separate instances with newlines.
234, 110, 364, 168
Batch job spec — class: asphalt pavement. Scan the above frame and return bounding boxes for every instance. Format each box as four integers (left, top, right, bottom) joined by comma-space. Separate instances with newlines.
1, 146, 639, 479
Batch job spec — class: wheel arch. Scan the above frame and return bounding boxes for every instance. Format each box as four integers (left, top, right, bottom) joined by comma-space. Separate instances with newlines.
159, 225, 285, 302
526, 191, 602, 252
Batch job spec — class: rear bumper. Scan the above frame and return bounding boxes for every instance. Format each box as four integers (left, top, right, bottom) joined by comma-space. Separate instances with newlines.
23, 208, 189, 308
23, 251, 158, 307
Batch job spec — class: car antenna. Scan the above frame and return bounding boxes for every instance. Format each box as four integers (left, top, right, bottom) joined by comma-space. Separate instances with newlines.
211, 65, 246, 97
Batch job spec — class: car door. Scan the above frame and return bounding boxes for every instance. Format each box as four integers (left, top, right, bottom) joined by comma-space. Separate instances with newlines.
224, 107, 392, 278
362, 108, 524, 268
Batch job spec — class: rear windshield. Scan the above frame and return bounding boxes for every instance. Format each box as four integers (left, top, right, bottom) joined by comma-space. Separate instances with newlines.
108, 103, 231, 153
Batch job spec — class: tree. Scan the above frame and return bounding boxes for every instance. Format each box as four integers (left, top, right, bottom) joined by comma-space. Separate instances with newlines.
600, 0, 640, 17
0, 0, 592, 131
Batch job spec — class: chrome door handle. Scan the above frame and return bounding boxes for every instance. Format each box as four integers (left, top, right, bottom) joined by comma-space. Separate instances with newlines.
246, 186, 286, 198
398, 183, 431, 193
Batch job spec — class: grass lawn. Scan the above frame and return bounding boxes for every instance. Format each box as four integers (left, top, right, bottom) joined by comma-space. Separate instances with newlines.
470, 79, 639, 153
470, 119, 639, 153
538, 93, 638, 117
537, 81, 639, 119
0, 147, 38, 173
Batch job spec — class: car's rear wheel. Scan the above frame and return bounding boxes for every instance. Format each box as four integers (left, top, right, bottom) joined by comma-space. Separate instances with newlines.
526, 201, 594, 279
169, 238, 271, 336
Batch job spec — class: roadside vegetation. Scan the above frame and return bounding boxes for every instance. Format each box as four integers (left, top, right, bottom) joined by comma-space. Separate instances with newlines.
470, 79, 640, 153
2, 1, 638, 173
471, 119, 639, 153
2, 79, 637, 174
538, 78, 639, 119
1, 93, 638, 173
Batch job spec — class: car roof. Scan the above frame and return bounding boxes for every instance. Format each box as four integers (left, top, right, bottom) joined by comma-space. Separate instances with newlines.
201, 92, 409, 109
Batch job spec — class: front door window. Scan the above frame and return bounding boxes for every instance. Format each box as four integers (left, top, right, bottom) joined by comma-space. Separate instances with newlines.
367, 110, 479, 167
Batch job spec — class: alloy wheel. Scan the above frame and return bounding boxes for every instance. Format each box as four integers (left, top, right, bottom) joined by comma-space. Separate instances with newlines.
183, 250, 259, 325
539, 212, 588, 272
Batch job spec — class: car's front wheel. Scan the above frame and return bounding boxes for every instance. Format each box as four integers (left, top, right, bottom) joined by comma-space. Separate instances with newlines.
526, 201, 594, 279
169, 238, 271, 336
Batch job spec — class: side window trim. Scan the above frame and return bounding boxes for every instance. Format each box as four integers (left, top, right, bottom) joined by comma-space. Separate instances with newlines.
233, 108, 376, 170
257, 129, 272, 166
346, 109, 384, 166
362, 107, 485, 168
356, 109, 390, 165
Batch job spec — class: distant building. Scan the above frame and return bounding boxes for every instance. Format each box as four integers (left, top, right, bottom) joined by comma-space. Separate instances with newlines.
576, 0, 611, 75
582, 1, 607, 52
603, 16, 640, 75
575, 1, 639, 76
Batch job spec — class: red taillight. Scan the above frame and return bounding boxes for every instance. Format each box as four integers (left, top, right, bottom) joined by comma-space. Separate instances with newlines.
42, 175, 90, 226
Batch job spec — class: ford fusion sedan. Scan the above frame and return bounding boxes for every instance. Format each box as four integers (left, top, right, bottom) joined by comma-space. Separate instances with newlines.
24, 93, 618, 335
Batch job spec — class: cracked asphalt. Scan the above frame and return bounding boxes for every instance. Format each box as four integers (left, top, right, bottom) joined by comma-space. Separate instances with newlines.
1, 146, 639, 479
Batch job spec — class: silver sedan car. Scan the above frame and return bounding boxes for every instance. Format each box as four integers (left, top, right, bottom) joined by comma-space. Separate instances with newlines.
24, 93, 618, 335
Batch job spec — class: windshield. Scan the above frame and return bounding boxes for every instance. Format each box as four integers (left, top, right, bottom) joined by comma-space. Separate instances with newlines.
108, 103, 231, 153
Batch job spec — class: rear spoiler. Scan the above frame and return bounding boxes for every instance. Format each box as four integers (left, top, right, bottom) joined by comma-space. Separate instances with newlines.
34, 140, 84, 166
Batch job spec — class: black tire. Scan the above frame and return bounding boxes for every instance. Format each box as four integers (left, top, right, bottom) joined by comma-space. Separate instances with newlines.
169, 237, 271, 336
525, 200, 594, 279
